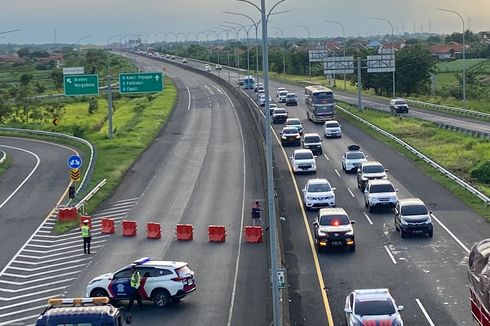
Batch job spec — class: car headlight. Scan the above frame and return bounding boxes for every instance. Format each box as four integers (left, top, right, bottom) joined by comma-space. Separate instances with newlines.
400, 219, 409, 225
296, 135, 300, 139
281, 136, 286, 139
361, 176, 368, 181
318, 230, 327, 236
306, 196, 315, 200
382, 175, 388, 179
345, 230, 354, 236
426, 216, 432, 224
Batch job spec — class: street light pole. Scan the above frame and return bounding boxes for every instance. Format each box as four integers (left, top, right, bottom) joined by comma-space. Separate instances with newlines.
373, 17, 395, 98
325, 20, 346, 89
294, 25, 311, 80
270, 26, 286, 75
76, 35, 92, 66
224, 21, 253, 73
437, 8, 466, 108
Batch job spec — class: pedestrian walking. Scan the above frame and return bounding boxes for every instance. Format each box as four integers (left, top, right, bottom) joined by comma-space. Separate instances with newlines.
81, 219, 91, 254
128, 265, 143, 311
251, 201, 264, 226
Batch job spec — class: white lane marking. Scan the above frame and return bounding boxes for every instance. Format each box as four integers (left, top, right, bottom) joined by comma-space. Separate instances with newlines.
384, 245, 397, 264
363, 212, 373, 225
0, 150, 5, 164
323, 154, 329, 161
347, 188, 355, 198
0, 145, 40, 210
0, 278, 76, 293
218, 84, 247, 326
110, 197, 140, 204
415, 298, 436, 326
0, 313, 40, 325
186, 85, 192, 110
334, 169, 341, 178
0, 286, 67, 301
431, 214, 470, 254
0, 270, 80, 285
0, 305, 46, 318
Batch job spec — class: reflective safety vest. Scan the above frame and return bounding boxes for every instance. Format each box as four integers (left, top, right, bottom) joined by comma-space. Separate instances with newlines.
81, 225, 90, 238
130, 271, 141, 289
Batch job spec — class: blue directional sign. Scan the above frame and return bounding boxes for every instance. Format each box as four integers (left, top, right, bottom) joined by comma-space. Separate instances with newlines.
67, 155, 82, 169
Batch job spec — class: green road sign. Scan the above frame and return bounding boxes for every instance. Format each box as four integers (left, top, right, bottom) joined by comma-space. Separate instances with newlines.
64, 74, 99, 96
119, 72, 164, 94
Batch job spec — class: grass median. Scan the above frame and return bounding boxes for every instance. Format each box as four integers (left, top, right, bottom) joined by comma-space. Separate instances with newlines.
337, 103, 490, 221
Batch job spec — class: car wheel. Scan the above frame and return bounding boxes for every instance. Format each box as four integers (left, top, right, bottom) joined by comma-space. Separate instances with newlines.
90, 288, 109, 298
428, 230, 433, 238
152, 289, 171, 308
400, 229, 406, 238
349, 244, 356, 252
342, 164, 346, 172
395, 222, 399, 231
368, 205, 373, 213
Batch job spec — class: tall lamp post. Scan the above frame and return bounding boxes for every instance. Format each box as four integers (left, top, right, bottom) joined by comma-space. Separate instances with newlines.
325, 20, 346, 89
237, 1, 286, 325
0, 29, 20, 36
270, 26, 286, 75
294, 24, 311, 80
437, 8, 466, 108
76, 35, 92, 66
372, 17, 395, 98
225, 21, 253, 72
220, 24, 241, 69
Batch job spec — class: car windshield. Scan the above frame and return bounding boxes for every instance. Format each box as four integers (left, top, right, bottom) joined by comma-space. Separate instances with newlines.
319, 214, 349, 226
355, 299, 396, 316
283, 128, 298, 135
295, 152, 313, 160
312, 92, 334, 104
314, 105, 334, 113
308, 183, 331, 192
346, 152, 365, 159
286, 120, 301, 126
395, 100, 406, 105
304, 136, 321, 143
401, 204, 428, 216
270, 104, 278, 108
370, 184, 395, 193
279, 91, 288, 96
363, 165, 385, 173
287, 94, 296, 98
325, 122, 339, 128
274, 109, 286, 114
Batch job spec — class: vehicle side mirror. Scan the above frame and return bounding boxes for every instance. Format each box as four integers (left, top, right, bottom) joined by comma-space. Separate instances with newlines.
290, 156, 293, 159
385, 169, 389, 172
302, 187, 306, 192
331, 187, 336, 191
344, 307, 352, 314
397, 305, 404, 311
365, 155, 368, 158
395, 189, 399, 192
429, 210, 433, 214
350, 220, 356, 224
313, 222, 319, 227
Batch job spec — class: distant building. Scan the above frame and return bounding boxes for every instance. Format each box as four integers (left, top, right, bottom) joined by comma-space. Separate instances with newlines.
430, 41, 466, 60
0, 53, 22, 63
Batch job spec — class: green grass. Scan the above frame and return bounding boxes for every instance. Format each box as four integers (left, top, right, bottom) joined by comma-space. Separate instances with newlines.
337, 103, 490, 220
436, 58, 486, 72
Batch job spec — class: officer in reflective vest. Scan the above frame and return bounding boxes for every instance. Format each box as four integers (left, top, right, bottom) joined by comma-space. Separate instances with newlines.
128, 265, 143, 311
81, 220, 91, 254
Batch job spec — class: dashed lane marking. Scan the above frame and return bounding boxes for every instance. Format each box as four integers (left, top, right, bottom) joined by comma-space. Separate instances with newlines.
363, 212, 373, 225
384, 245, 398, 264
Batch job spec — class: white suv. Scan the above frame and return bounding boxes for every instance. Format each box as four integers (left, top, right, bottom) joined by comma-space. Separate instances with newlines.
302, 178, 336, 209
291, 149, 316, 174
86, 257, 196, 308
323, 120, 342, 138
363, 179, 398, 212
342, 145, 368, 173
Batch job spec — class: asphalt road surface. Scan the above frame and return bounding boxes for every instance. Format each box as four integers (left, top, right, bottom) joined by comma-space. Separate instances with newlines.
164, 56, 489, 325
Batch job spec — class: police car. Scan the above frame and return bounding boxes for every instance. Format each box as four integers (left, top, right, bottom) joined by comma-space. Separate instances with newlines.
86, 257, 196, 308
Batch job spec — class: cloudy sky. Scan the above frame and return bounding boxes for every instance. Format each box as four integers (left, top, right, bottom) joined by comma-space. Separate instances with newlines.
1, 0, 489, 44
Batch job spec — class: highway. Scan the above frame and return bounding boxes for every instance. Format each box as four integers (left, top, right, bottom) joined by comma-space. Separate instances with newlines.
154, 56, 490, 325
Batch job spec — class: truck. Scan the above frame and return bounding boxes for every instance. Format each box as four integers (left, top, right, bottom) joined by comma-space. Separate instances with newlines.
468, 239, 490, 326
36, 297, 131, 326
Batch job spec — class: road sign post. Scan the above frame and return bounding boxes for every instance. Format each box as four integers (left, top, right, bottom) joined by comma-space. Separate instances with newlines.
64, 74, 99, 96
67, 155, 82, 169
70, 168, 81, 182
119, 72, 163, 94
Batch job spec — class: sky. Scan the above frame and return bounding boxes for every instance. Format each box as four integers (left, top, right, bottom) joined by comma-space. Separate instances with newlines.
1, 0, 490, 44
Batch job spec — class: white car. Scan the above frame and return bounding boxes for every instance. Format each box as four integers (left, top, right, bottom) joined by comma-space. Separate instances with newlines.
259, 95, 272, 107
205, 64, 211, 72
303, 178, 336, 209
182, 58, 188, 63
86, 257, 196, 308
363, 179, 398, 212
323, 120, 342, 138
268, 103, 279, 115
342, 145, 368, 173
215, 64, 223, 70
277, 90, 288, 103
291, 149, 316, 174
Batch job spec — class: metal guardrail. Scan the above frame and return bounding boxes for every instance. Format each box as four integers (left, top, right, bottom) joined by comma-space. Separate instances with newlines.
337, 105, 490, 206
405, 99, 490, 121
75, 178, 107, 213
0, 127, 96, 201
0, 150, 5, 165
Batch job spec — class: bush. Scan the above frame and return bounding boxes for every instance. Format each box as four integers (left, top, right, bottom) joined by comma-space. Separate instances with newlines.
88, 97, 99, 114
471, 160, 490, 184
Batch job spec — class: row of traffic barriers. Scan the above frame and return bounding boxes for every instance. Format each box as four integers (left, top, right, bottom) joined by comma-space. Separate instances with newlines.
99, 218, 263, 243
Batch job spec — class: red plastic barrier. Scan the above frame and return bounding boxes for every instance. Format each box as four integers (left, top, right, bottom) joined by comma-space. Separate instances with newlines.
245, 226, 263, 243
58, 207, 78, 222
146, 222, 161, 239
176, 224, 193, 241
79, 215, 92, 229
122, 220, 137, 237
101, 218, 115, 234
208, 225, 226, 242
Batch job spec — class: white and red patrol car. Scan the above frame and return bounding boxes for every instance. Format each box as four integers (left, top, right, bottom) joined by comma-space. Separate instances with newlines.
86, 257, 196, 308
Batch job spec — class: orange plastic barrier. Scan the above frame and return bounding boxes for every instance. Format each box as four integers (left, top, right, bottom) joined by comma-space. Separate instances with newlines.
101, 218, 115, 234
176, 224, 193, 241
58, 207, 78, 222
122, 220, 137, 237
208, 225, 226, 242
146, 222, 161, 239
79, 215, 92, 229
245, 226, 263, 243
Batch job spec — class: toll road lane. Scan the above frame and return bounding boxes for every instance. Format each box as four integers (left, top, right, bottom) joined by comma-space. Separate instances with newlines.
61, 55, 269, 326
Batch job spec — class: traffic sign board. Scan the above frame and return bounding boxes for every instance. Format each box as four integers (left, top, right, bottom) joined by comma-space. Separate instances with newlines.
277, 269, 286, 289
119, 72, 164, 94
70, 168, 81, 182
64, 74, 99, 96
67, 155, 82, 169
63, 67, 85, 75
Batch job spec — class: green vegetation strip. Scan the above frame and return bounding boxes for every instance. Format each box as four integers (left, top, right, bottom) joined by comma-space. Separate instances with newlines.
337, 103, 490, 221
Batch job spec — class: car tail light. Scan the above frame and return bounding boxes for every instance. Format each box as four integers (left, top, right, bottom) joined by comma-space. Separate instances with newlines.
171, 277, 186, 282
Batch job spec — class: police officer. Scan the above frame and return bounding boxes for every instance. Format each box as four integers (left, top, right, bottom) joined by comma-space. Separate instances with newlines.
251, 201, 264, 226
128, 265, 143, 311
81, 220, 91, 254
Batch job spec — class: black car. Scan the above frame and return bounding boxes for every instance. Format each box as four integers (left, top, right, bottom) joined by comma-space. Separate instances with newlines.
313, 208, 355, 252
302, 133, 323, 155
280, 126, 301, 146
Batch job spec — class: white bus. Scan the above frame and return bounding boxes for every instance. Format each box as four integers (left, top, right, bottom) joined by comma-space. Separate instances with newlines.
304, 85, 335, 122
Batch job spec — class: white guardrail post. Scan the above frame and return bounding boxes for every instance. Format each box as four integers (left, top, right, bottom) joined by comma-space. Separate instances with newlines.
0, 150, 6, 165
337, 105, 490, 206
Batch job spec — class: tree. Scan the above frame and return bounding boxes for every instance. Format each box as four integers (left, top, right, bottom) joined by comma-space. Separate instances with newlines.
34, 81, 46, 94
51, 69, 64, 90
19, 73, 33, 87
88, 97, 99, 114
45, 100, 65, 121
17, 47, 30, 59
395, 44, 435, 96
